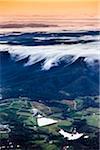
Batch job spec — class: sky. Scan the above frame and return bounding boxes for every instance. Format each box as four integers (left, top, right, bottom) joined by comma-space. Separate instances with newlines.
0, 0, 99, 17
0, 0, 99, 29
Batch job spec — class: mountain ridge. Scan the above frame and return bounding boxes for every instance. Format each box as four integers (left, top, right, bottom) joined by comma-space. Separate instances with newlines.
0, 51, 99, 100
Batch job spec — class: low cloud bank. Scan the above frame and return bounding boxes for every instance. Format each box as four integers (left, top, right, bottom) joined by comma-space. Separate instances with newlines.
0, 41, 99, 70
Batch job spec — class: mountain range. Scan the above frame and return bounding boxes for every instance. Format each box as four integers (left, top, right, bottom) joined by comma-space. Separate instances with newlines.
0, 50, 99, 100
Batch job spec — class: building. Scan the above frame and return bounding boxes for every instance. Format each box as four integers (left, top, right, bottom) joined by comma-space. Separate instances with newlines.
37, 114, 58, 127
59, 129, 83, 140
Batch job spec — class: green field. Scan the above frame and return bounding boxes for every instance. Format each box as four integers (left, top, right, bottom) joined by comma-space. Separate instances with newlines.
0, 97, 99, 149
83, 114, 99, 128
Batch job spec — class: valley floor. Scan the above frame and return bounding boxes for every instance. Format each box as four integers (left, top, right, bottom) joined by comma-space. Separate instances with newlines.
0, 96, 99, 150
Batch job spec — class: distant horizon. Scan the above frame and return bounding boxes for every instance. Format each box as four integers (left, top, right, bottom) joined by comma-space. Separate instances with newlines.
0, 0, 99, 29
0, 16, 99, 32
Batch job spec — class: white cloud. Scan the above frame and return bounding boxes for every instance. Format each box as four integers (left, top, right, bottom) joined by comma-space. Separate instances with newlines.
0, 41, 99, 70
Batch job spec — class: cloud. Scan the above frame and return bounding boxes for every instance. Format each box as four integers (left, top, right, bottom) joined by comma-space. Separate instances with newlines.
0, 41, 99, 70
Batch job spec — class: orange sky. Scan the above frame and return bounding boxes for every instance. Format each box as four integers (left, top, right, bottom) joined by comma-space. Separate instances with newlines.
0, 0, 99, 17
0, 0, 99, 29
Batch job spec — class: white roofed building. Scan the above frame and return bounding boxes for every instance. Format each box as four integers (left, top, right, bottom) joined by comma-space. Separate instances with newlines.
37, 114, 58, 127
59, 129, 83, 140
